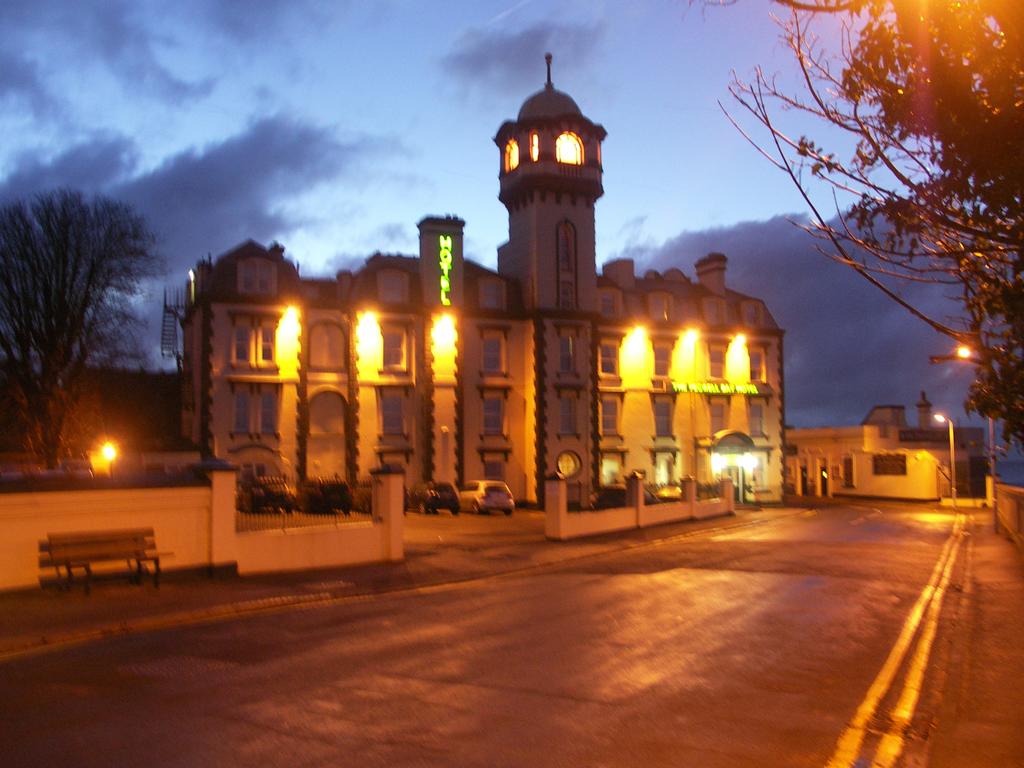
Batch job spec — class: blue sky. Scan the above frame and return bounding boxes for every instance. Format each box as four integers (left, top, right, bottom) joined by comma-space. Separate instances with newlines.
0, 0, 986, 433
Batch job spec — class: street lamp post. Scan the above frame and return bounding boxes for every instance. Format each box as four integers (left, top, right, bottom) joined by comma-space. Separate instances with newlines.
929, 346, 998, 528
934, 414, 957, 511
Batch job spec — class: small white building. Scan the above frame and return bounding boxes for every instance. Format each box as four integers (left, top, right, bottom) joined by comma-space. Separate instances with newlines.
787, 392, 986, 501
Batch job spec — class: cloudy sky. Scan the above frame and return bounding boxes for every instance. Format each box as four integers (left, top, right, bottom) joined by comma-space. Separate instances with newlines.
0, 0, 981, 430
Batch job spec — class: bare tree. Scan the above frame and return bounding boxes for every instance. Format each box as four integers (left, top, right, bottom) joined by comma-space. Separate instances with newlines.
0, 189, 161, 466
700, 0, 1024, 446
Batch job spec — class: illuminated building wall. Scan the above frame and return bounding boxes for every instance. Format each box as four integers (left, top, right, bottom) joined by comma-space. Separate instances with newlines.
177, 74, 785, 506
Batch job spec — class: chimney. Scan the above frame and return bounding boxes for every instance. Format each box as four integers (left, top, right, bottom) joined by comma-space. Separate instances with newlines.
695, 252, 727, 296
268, 241, 285, 259
916, 390, 932, 428
418, 215, 465, 308
601, 258, 635, 289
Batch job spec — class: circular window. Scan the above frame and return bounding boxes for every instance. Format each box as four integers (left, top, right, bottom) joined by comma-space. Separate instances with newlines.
556, 451, 582, 478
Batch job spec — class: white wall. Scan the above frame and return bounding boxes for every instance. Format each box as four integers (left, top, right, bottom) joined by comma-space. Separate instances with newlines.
2, 485, 212, 590
0, 469, 405, 592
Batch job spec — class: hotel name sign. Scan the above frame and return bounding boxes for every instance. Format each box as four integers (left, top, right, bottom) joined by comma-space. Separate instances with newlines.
438, 234, 453, 306
672, 381, 765, 396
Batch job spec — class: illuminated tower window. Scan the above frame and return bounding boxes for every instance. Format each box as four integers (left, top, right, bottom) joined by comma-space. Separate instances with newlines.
555, 132, 583, 165
504, 139, 520, 172
530, 131, 539, 161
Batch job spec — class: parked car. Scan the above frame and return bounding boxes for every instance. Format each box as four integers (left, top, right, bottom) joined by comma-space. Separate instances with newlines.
459, 480, 515, 515
408, 481, 460, 515
238, 476, 298, 514
301, 477, 353, 515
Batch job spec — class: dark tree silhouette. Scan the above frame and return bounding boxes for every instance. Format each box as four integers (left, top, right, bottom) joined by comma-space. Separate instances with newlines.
0, 189, 161, 467
699, 0, 1024, 447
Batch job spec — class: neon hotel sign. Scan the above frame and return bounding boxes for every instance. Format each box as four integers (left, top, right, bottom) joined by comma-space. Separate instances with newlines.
672, 382, 763, 395
439, 235, 453, 306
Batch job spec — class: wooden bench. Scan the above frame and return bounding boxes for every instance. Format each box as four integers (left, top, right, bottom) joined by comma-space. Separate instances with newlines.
39, 528, 166, 594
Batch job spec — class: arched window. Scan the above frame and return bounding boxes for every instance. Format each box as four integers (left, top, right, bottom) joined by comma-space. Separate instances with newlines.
504, 139, 519, 172
530, 131, 539, 162
309, 391, 345, 434
555, 132, 584, 165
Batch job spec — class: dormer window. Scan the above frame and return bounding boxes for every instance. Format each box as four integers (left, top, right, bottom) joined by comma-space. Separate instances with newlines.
504, 139, 519, 172
238, 259, 275, 295
378, 270, 409, 304
649, 293, 671, 322
479, 279, 505, 310
555, 132, 583, 165
530, 131, 539, 161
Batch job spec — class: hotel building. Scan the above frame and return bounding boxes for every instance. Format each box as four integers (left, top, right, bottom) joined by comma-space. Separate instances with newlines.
175, 65, 786, 505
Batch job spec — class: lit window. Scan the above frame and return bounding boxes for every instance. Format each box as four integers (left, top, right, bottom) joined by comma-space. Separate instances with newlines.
601, 454, 621, 486
504, 138, 519, 172
482, 337, 503, 374
654, 345, 671, 377
600, 343, 618, 376
555, 132, 584, 165
234, 390, 250, 433
749, 348, 765, 382
749, 401, 764, 436
483, 397, 503, 435
530, 131, 539, 162
601, 397, 619, 436
710, 401, 726, 433
559, 335, 575, 373
655, 400, 672, 437
381, 395, 403, 435
709, 345, 725, 378
383, 330, 405, 369
260, 327, 274, 363
234, 327, 250, 363
559, 396, 576, 435
260, 391, 277, 434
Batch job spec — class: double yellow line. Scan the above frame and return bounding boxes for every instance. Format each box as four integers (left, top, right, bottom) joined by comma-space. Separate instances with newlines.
825, 512, 966, 768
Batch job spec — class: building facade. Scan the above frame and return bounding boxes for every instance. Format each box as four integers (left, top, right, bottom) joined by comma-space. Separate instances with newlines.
787, 393, 987, 501
177, 67, 786, 505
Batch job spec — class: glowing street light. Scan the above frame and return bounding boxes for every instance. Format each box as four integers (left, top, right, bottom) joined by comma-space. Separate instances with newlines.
934, 414, 957, 511
929, 344, 997, 524
100, 442, 117, 462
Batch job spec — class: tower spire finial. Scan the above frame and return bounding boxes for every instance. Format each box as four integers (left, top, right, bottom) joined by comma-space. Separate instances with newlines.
545, 52, 552, 88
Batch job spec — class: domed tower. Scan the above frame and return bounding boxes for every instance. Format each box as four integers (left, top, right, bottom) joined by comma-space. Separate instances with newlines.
494, 54, 606, 311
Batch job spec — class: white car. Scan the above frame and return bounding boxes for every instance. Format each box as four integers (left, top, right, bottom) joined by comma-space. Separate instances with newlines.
459, 480, 515, 515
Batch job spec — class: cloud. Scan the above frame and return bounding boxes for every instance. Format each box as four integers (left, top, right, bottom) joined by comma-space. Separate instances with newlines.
0, 0, 212, 103
440, 20, 604, 95
0, 137, 138, 202
624, 215, 974, 428
0, 116, 392, 359
112, 116, 386, 271
0, 50, 58, 119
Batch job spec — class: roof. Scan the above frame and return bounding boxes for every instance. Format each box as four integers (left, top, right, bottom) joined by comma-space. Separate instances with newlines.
517, 84, 582, 120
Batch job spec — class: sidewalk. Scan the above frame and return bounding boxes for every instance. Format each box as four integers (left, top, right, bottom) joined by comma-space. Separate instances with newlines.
0, 508, 789, 660
926, 509, 1024, 767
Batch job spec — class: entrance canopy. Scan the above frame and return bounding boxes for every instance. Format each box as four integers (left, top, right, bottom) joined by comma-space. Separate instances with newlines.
712, 431, 756, 454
